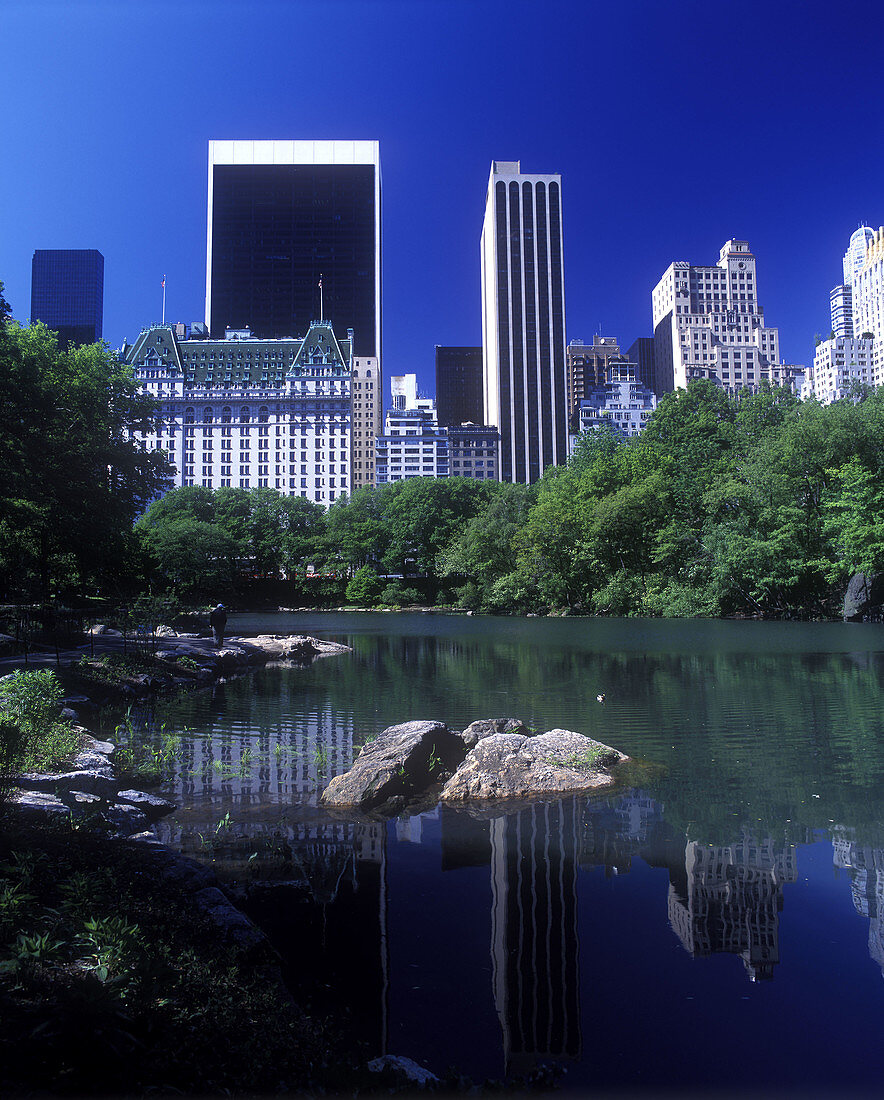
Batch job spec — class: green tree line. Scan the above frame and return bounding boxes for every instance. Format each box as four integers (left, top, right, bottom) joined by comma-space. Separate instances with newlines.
4, 284, 884, 618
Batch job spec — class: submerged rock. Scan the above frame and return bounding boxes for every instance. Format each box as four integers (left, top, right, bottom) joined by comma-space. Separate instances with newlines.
441, 728, 626, 803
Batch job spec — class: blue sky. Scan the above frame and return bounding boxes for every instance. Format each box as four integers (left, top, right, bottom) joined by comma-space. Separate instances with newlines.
3, 0, 884, 398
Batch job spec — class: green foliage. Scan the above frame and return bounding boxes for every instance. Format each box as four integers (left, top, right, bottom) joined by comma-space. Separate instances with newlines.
345, 565, 383, 606
379, 582, 422, 606
0, 669, 80, 774
0, 290, 172, 600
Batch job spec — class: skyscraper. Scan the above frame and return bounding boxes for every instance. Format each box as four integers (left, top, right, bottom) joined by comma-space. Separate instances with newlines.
435, 345, 483, 427
829, 226, 874, 338
480, 161, 567, 483
30, 249, 104, 349
205, 140, 381, 358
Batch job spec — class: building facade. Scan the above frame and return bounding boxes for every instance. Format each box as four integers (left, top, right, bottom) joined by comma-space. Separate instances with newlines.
481, 161, 568, 483
350, 355, 380, 491
853, 226, 884, 347
652, 239, 801, 393
205, 140, 381, 359
30, 249, 104, 349
123, 319, 352, 506
566, 336, 625, 425
801, 335, 876, 404
435, 345, 484, 427
625, 336, 657, 393
375, 375, 498, 484
573, 361, 657, 441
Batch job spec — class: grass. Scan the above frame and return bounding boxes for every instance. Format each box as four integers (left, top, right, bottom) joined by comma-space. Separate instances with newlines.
552, 743, 620, 772
0, 822, 350, 1097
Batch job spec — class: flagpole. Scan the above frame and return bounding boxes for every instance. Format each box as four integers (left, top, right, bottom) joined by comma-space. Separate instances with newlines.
162, 275, 166, 325
319, 274, 323, 321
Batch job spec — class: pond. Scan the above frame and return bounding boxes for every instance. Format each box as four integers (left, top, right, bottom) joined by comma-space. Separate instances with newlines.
134, 613, 884, 1093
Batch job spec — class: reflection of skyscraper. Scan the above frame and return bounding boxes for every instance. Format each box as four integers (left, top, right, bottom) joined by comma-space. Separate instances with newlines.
667, 832, 798, 981
490, 800, 581, 1076
579, 791, 665, 875
832, 828, 884, 977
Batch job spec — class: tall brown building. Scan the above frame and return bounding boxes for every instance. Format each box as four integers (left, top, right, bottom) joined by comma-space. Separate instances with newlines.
566, 336, 630, 425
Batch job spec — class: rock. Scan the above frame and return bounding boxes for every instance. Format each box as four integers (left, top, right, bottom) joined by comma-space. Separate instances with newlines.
321, 720, 466, 811
13, 768, 118, 798
440, 728, 627, 803
6, 789, 71, 821
82, 735, 115, 756
192, 887, 269, 953
367, 1055, 439, 1087
116, 789, 176, 820
103, 803, 150, 835
843, 572, 884, 621
459, 717, 527, 749
155, 625, 178, 637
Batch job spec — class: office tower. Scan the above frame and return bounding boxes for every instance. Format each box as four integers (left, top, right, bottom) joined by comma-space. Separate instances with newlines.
626, 336, 657, 393
205, 140, 381, 358
843, 225, 875, 287
30, 249, 104, 349
480, 161, 568, 483
565, 336, 625, 424
351, 353, 380, 491
123, 318, 352, 505
652, 239, 802, 393
801, 335, 875, 404
829, 227, 873, 338
375, 375, 450, 483
435, 346, 484, 427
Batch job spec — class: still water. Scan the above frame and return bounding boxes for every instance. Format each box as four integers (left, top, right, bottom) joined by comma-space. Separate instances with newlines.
141, 613, 884, 1092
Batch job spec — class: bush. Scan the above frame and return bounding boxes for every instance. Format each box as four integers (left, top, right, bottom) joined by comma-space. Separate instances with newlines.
0, 669, 81, 774
379, 582, 422, 607
344, 566, 383, 607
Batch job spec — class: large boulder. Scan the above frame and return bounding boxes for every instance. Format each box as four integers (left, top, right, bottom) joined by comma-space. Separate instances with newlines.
321, 720, 466, 812
843, 572, 884, 621
440, 728, 627, 803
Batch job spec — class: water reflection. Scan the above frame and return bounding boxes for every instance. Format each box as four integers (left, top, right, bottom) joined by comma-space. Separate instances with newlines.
832, 826, 884, 977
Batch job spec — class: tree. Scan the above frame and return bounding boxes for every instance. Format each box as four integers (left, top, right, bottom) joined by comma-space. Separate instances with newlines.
0, 296, 172, 600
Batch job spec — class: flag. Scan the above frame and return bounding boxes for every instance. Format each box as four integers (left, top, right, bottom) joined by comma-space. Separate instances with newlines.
318, 276, 322, 289
162, 275, 166, 289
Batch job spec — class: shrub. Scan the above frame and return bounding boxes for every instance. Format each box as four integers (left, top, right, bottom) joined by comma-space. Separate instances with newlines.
344, 566, 383, 607
379, 583, 422, 607
0, 669, 81, 774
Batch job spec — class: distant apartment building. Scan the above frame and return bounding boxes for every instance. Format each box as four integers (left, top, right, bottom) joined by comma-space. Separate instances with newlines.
625, 336, 657, 393
30, 249, 104, 349
375, 375, 498, 484
801, 335, 875, 404
652, 239, 802, 393
435, 346, 484, 427
829, 226, 874, 338
123, 319, 352, 506
573, 360, 657, 442
854, 227, 884, 351
565, 336, 624, 424
351, 355, 380, 490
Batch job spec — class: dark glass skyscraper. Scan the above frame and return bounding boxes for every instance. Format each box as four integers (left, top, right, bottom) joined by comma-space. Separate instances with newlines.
205, 141, 380, 358
435, 345, 483, 427
30, 249, 104, 349
480, 162, 567, 483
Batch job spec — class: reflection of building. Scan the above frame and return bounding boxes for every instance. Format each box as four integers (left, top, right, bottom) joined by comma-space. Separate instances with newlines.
481, 160, 568, 483
579, 792, 664, 875
490, 800, 581, 1076
31, 248, 104, 349
667, 832, 798, 981
832, 827, 884, 977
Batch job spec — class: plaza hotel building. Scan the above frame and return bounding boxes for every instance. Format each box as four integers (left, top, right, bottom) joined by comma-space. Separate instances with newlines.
123, 319, 375, 506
